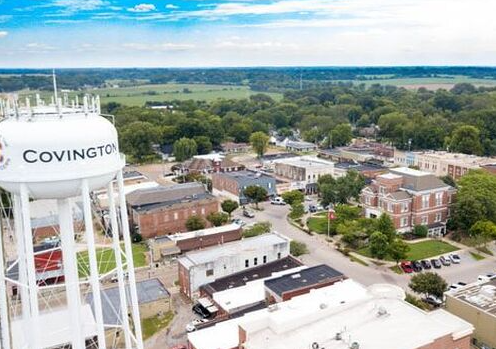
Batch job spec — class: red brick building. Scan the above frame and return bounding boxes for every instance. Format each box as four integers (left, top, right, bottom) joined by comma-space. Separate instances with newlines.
360, 167, 456, 237
126, 182, 220, 239
174, 156, 245, 175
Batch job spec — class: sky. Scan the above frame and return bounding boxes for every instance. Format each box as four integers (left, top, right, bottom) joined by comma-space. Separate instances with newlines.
0, 0, 496, 68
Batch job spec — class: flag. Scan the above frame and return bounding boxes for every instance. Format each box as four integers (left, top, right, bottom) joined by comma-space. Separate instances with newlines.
328, 208, 336, 220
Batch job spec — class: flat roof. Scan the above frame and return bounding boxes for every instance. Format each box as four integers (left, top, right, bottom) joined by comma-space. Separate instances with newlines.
391, 166, 430, 177
178, 233, 289, 269
201, 256, 303, 296
264, 264, 345, 297
165, 223, 240, 243
216, 170, 275, 181
446, 278, 496, 316
274, 156, 334, 169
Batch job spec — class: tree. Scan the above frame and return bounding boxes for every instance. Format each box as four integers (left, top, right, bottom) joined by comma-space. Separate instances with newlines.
173, 137, 198, 161
250, 131, 270, 158
469, 220, 496, 247
412, 225, 428, 238
243, 185, 268, 209
375, 213, 397, 242
289, 201, 305, 219
330, 123, 353, 147
409, 272, 448, 298
281, 190, 304, 206
242, 221, 272, 238
290, 240, 309, 257
229, 123, 252, 143
206, 212, 229, 227
440, 175, 456, 188
119, 121, 161, 161
318, 171, 365, 206
194, 136, 213, 155
221, 199, 239, 219
389, 238, 410, 264
369, 231, 389, 260
185, 215, 205, 231
449, 125, 483, 155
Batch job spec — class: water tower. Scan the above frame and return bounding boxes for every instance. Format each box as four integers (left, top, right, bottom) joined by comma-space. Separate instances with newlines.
0, 84, 144, 348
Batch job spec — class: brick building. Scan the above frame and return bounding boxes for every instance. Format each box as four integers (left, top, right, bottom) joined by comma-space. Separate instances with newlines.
126, 182, 219, 239
360, 167, 456, 236
174, 155, 244, 175
211, 170, 277, 204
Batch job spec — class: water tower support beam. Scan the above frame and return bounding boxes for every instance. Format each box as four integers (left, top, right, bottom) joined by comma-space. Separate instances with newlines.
117, 170, 144, 349
0, 206, 12, 349
58, 198, 84, 349
19, 184, 40, 349
107, 183, 132, 348
81, 180, 107, 349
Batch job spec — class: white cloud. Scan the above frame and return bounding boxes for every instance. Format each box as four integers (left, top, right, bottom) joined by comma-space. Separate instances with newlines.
122, 42, 195, 51
215, 40, 299, 50
0, 31, 8, 38
128, 4, 156, 12
166, 4, 178, 9
50, 0, 109, 12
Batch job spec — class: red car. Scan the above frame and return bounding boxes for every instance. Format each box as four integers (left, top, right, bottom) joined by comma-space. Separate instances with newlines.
400, 261, 414, 273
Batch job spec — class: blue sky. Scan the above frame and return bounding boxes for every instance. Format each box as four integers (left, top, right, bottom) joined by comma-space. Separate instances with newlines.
1, 0, 496, 68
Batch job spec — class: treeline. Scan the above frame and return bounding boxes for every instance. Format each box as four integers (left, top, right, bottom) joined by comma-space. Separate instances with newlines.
4, 66, 496, 92
111, 82, 496, 162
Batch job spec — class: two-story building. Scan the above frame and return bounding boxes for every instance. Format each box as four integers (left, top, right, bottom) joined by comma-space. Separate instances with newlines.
211, 170, 277, 204
360, 167, 455, 236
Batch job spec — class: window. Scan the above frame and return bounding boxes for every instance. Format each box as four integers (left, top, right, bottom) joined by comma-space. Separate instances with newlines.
422, 194, 430, 209
448, 194, 452, 204
254, 257, 258, 266
421, 215, 428, 225
173, 212, 178, 220
206, 269, 214, 277
379, 186, 386, 195
245, 259, 249, 268
401, 217, 408, 227
268, 182, 272, 189
435, 192, 443, 206
263, 255, 267, 264
277, 252, 281, 259
401, 202, 408, 212
435, 213, 442, 222
201, 208, 205, 215
387, 202, 393, 212
365, 196, 371, 205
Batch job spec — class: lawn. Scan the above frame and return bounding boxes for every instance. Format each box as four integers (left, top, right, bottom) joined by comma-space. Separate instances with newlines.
141, 311, 174, 340
77, 243, 148, 277
358, 240, 459, 261
19, 83, 283, 106
306, 216, 329, 234
339, 76, 496, 90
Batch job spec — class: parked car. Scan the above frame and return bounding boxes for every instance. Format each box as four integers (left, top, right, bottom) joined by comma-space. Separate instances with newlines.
192, 303, 212, 319
423, 295, 443, 307
186, 318, 209, 332
243, 209, 255, 218
110, 272, 129, 283
411, 260, 423, 272
270, 196, 286, 205
420, 260, 432, 269
308, 204, 318, 213
430, 258, 442, 269
232, 218, 246, 227
448, 282, 467, 292
449, 254, 461, 264
439, 256, 451, 266
478, 273, 496, 282
400, 261, 414, 273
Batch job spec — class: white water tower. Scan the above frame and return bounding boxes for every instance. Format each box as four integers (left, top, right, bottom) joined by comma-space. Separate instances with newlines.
0, 87, 143, 349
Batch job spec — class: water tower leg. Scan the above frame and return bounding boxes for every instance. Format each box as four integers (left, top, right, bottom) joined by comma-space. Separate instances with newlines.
81, 180, 107, 349
57, 198, 84, 349
0, 206, 12, 349
12, 195, 30, 341
117, 170, 144, 349
19, 184, 40, 349
107, 183, 132, 348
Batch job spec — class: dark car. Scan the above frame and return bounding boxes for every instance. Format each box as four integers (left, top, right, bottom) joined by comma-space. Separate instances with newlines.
192, 304, 212, 319
411, 260, 423, 272
309, 205, 318, 213
439, 256, 451, 266
421, 260, 432, 269
430, 259, 442, 269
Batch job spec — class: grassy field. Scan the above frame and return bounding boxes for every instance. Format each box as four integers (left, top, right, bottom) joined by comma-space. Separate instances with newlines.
77, 243, 148, 277
141, 311, 174, 340
19, 83, 283, 106
343, 76, 496, 90
358, 240, 459, 261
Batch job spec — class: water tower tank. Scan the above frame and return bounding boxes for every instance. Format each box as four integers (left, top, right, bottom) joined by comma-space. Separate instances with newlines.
0, 104, 123, 199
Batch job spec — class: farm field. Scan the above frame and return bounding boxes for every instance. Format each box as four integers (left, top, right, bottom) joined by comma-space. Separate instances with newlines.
18, 83, 283, 106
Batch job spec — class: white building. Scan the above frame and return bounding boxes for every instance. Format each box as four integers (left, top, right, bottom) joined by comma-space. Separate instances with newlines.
188, 280, 473, 349
178, 233, 291, 299
273, 156, 334, 193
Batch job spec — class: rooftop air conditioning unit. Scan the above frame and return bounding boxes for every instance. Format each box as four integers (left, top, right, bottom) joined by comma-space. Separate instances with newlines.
350, 342, 360, 349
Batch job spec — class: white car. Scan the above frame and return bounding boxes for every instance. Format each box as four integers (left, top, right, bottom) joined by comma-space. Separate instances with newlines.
270, 197, 286, 205
478, 273, 496, 282
449, 254, 461, 264
186, 318, 208, 332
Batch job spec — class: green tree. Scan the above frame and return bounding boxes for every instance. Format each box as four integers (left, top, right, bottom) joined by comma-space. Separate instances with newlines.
412, 225, 428, 238
469, 220, 496, 247
281, 190, 304, 206
229, 123, 252, 143
375, 213, 397, 242
330, 123, 353, 147
206, 212, 229, 227
317, 171, 365, 206
289, 201, 305, 219
449, 125, 483, 155
242, 221, 272, 238
119, 121, 161, 161
369, 231, 389, 260
389, 238, 410, 264
221, 199, 239, 219
194, 136, 213, 155
290, 240, 309, 257
185, 215, 205, 231
173, 137, 198, 162
250, 131, 270, 158
243, 185, 268, 209
440, 175, 456, 188
409, 272, 448, 298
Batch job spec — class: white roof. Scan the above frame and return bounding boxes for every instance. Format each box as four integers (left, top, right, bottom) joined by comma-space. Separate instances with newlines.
391, 167, 430, 177
194, 153, 225, 161
11, 304, 97, 348
167, 223, 240, 243
213, 265, 307, 313
96, 180, 159, 207
274, 156, 334, 169
30, 198, 83, 229
379, 173, 403, 180
178, 233, 289, 269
